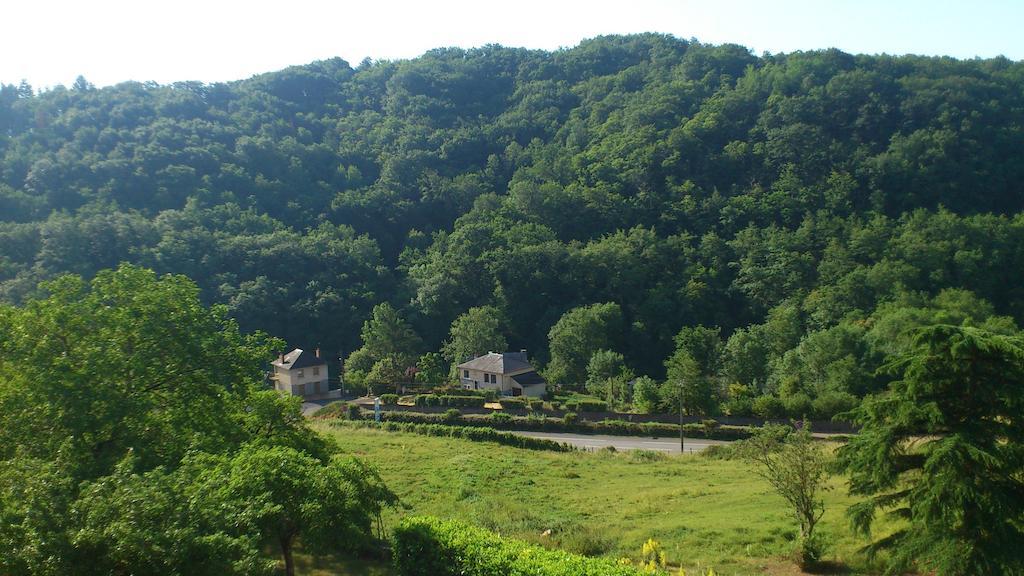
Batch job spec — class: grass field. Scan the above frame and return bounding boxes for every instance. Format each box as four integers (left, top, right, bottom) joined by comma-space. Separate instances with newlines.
311, 422, 891, 576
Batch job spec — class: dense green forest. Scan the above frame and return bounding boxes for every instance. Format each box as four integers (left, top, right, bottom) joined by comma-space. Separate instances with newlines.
3, 34, 1024, 417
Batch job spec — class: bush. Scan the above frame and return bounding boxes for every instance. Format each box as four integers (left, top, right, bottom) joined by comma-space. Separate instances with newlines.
811, 391, 858, 420
752, 395, 786, 419
798, 531, 830, 569
414, 394, 486, 408
721, 395, 754, 417
782, 392, 813, 419
564, 399, 608, 412
499, 397, 527, 410
563, 411, 578, 425
702, 419, 721, 436
348, 403, 363, 420
379, 394, 399, 405
442, 408, 462, 423
393, 517, 644, 576
311, 401, 349, 418
489, 411, 513, 424
701, 443, 741, 460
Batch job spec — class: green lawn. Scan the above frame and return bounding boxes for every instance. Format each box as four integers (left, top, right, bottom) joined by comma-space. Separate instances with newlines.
312, 423, 891, 576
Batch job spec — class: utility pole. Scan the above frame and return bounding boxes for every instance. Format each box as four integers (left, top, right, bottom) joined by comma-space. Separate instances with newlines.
679, 380, 685, 454
675, 389, 684, 453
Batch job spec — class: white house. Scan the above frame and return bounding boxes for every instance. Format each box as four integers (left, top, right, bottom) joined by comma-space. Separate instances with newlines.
456, 350, 546, 397
271, 348, 329, 398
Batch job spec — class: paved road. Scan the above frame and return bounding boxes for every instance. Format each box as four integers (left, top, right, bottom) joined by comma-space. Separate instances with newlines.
508, 430, 730, 453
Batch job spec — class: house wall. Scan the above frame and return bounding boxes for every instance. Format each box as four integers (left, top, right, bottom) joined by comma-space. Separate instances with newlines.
274, 363, 329, 397
460, 366, 539, 395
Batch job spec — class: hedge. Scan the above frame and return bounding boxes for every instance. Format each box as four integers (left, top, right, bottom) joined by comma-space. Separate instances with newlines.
499, 397, 546, 410
379, 394, 399, 405
330, 420, 574, 452
414, 394, 487, 408
392, 516, 644, 576
371, 410, 755, 441
564, 399, 608, 412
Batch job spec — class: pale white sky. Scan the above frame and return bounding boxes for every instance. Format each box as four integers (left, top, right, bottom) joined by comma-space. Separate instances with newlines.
3, 0, 1022, 89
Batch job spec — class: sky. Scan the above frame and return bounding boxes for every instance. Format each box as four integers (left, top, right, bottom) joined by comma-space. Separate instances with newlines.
2, 0, 1022, 89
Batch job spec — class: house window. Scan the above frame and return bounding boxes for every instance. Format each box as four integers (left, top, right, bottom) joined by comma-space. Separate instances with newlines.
297, 369, 304, 378
463, 369, 469, 378
313, 366, 320, 376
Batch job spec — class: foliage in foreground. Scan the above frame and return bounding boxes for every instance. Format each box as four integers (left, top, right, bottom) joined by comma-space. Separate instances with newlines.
837, 325, 1024, 576
392, 516, 646, 576
0, 266, 395, 576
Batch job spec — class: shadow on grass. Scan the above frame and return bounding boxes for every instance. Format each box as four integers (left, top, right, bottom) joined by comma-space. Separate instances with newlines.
293, 550, 395, 576
805, 560, 852, 575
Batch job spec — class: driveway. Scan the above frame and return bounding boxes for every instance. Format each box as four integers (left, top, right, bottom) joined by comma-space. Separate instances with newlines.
507, 430, 730, 453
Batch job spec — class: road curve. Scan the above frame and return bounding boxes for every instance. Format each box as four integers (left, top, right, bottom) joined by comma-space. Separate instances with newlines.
507, 430, 731, 453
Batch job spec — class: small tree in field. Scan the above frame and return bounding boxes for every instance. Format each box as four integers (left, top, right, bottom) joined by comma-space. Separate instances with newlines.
741, 424, 831, 568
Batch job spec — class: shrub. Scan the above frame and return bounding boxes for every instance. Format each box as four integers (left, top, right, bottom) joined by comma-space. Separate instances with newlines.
393, 517, 644, 576
721, 395, 754, 417
414, 394, 486, 408
442, 408, 462, 423
311, 401, 349, 418
348, 403, 363, 420
782, 392, 813, 419
563, 411, 578, 425
752, 395, 786, 419
702, 419, 721, 436
499, 397, 527, 410
489, 411, 513, 424
564, 399, 608, 412
811, 391, 858, 420
379, 394, 399, 405
798, 531, 830, 569
701, 443, 741, 460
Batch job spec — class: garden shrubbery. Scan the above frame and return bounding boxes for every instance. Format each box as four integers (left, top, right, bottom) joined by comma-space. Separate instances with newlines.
392, 516, 644, 576
564, 399, 609, 412
379, 394, 399, 405
414, 394, 486, 408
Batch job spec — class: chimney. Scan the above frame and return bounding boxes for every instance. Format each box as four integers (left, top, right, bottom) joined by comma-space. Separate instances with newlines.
315, 347, 320, 359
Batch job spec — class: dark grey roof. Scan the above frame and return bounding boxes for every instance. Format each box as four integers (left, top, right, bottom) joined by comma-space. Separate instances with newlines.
272, 348, 326, 371
456, 351, 532, 374
511, 371, 546, 387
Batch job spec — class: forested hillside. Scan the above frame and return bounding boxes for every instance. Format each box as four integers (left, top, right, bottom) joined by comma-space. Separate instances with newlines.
3, 34, 1024, 415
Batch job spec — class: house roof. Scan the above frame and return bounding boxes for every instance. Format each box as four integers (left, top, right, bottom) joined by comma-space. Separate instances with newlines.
511, 371, 546, 387
456, 351, 533, 375
272, 348, 326, 371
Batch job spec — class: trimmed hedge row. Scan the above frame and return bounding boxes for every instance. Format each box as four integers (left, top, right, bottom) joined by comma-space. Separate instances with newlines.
498, 397, 543, 410
564, 399, 608, 412
374, 410, 754, 441
330, 420, 575, 452
393, 516, 645, 576
414, 394, 487, 408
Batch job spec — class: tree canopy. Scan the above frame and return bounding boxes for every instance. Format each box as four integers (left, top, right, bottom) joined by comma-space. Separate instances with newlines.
2, 34, 1024, 415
